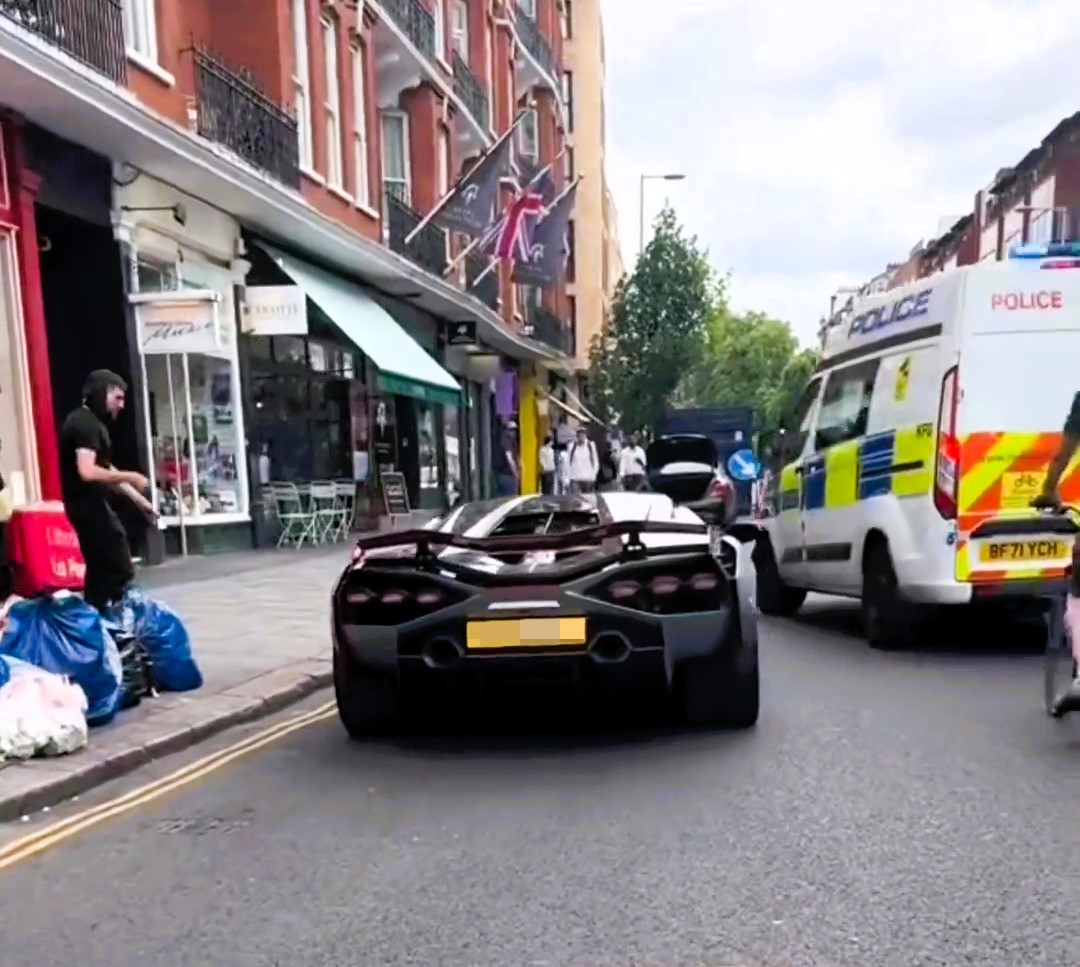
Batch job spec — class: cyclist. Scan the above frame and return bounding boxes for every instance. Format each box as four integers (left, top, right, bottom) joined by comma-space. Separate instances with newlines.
1032, 391, 1080, 713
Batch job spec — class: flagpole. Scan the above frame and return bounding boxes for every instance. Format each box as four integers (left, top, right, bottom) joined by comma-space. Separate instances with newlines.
442, 151, 565, 278
467, 175, 583, 291
403, 111, 526, 246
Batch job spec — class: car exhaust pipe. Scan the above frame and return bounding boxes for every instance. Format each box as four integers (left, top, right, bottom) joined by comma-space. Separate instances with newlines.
422, 636, 465, 669
588, 631, 632, 664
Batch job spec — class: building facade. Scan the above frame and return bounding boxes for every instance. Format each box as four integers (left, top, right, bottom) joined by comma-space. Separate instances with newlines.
562, 0, 622, 373
0, 0, 580, 561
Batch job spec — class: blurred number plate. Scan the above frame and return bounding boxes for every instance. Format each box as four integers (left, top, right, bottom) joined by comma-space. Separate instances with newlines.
709, 525, 724, 558
466, 617, 588, 651
978, 539, 1069, 563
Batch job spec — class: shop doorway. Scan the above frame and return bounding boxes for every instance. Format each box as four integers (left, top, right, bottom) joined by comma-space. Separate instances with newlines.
35, 204, 141, 549
394, 395, 419, 509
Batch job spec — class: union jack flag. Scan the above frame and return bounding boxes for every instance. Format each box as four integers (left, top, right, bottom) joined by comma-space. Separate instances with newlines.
495, 179, 547, 261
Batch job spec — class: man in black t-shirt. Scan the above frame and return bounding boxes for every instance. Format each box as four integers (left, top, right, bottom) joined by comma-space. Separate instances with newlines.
60, 370, 153, 610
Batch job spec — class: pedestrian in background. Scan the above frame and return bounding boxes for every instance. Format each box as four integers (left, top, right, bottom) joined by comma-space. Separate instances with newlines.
568, 427, 599, 494
539, 435, 556, 495
618, 433, 648, 492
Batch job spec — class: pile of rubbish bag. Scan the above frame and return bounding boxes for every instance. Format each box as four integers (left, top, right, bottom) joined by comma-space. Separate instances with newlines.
0, 587, 201, 763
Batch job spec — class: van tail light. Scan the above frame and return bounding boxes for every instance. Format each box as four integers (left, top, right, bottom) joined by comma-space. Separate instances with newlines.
707, 475, 735, 504
933, 365, 960, 521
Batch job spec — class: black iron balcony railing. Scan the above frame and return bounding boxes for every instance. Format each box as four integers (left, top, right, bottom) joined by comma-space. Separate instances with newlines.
386, 191, 448, 276
452, 51, 489, 131
192, 48, 300, 189
527, 305, 572, 355
513, 2, 554, 77
466, 252, 498, 309
0, 0, 126, 83
381, 0, 435, 60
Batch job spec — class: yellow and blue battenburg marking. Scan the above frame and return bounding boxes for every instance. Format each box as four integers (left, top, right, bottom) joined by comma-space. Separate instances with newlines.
778, 425, 935, 512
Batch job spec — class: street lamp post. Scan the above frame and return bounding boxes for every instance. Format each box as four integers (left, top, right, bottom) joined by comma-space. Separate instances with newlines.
639, 172, 686, 256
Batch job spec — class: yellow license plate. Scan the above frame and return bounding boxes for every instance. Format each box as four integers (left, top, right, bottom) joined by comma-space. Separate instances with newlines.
466, 617, 588, 651
978, 539, 1069, 564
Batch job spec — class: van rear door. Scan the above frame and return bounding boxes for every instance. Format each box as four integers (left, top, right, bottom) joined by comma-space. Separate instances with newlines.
954, 264, 1080, 582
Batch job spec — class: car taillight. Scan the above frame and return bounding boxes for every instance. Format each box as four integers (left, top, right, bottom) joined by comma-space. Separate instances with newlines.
339, 572, 465, 626
594, 566, 728, 615
707, 476, 734, 500
934, 364, 960, 521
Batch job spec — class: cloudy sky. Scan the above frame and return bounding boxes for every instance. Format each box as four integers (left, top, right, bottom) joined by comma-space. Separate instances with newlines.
599, 0, 1080, 347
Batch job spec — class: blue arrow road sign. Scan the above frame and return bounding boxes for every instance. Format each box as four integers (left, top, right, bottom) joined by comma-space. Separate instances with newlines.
727, 448, 762, 482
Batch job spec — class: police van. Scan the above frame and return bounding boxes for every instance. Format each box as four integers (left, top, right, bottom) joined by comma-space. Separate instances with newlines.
754, 249, 1080, 647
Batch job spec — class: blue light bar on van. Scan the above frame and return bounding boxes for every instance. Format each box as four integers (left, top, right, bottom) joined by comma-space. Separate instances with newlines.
1008, 240, 1080, 259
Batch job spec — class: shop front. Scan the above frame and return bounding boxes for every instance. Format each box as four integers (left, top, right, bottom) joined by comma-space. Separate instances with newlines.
242, 242, 462, 526
117, 177, 252, 558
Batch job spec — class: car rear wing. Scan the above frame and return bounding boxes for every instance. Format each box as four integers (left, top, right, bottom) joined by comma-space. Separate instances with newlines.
352, 517, 711, 560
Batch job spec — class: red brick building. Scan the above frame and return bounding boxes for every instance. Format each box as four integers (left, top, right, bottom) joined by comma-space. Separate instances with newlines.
908, 112, 1080, 283
0, 0, 577, 560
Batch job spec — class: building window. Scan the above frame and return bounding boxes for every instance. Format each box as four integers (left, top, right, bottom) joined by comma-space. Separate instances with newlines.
562, 71, 573, 130
322, 18, 344, 189
122, 0, 158, 61
564, 147, 573, 181
563, 0, 572, 38
566, 220, 575, 281
567, 296, 576, 353
451, 0, 469, 62
486, 21, 496, 127
381, 111, 411, 205
292, 0, 314, 170
437, 126, 450, 197
351, 45, 370, 207
518, 106, 539, 163
519, 0, 537, 18
433, 0, 447, 61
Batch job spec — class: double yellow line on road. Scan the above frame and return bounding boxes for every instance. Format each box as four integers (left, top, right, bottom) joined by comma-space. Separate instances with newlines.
0, 700, 337, 873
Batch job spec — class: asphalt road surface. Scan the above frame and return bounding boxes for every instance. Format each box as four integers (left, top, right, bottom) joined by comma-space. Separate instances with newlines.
2, 596, 1079, 967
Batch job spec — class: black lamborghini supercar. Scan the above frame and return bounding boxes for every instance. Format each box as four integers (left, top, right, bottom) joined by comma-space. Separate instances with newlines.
330, 490, 760, 736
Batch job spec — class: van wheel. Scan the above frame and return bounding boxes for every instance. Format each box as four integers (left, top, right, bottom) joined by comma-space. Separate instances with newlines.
862, 542, 907, 650
754, 539, 807, 617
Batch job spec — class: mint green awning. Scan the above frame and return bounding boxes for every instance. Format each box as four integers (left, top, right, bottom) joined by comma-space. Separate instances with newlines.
259, 244, 462, 407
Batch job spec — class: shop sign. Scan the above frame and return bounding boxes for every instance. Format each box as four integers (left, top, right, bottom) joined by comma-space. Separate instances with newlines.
380, 471, 411, 518
242, 284, 308, 336
131, 290, 221, 355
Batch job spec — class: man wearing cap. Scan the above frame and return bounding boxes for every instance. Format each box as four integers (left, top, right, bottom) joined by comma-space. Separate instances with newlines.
59, 370, 155, 611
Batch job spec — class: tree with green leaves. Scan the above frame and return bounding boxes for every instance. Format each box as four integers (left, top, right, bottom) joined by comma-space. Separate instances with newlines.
587, 207, 715, 436
674, 302, 816, 433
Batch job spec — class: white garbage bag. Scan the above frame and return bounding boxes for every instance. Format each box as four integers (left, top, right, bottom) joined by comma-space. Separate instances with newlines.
0, 662, 89, 761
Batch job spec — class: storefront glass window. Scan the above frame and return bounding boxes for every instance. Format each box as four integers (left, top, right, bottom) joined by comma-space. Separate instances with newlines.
135, 256, 248, 522
444, 404, 461, 506
249, 325, 367, 484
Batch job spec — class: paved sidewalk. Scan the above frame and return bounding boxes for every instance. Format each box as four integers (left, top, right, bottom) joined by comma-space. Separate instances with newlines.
0, 544, 354, 821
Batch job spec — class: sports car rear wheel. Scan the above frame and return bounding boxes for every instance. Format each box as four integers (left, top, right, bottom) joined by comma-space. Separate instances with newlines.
334, 650, 400, 739
677, 611, 759, 729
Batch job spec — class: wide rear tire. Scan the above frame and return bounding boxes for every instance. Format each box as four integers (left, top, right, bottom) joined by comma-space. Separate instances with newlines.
754, 538, 807, 617
678, 608, 759, 729
862, 540, 908, 651
334, 650, 400, 739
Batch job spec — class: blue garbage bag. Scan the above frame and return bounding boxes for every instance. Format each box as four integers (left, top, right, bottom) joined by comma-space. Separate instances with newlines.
0, 595, 123, 725
107, 587, 201, 693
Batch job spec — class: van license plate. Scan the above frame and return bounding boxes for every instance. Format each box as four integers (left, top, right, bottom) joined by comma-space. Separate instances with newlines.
978, 539, 1069, 563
